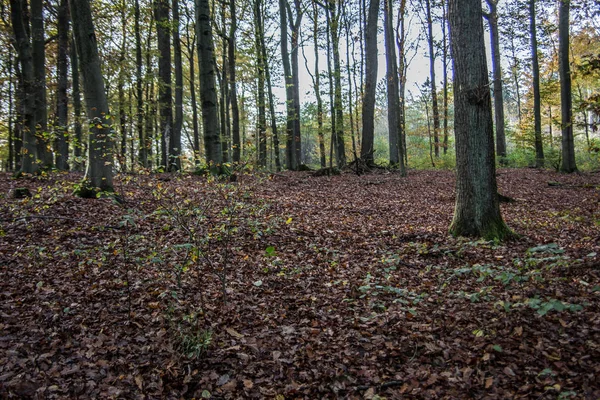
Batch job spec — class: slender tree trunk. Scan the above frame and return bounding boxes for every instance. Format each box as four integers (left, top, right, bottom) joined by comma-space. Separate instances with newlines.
396, 0, 408, 166
144, 20, 155, 169
118, 0, 128, 172
424, 0, 440, 158
10, 0, 39, 174
442, 0, 449, 155
7, 51, 15, 171
70, 0, 114, 191
290, 0, 303, 167
263, 27, 282, 171
134, 0, 146, 168
484, 0, 507, 163
69, 36, 83, 171
55, 0, 69, 170
448, 0, 511, 240
171, 0, 183, 171
558, 0, 576, 173
254, 0, 267, 167
326, 9, 336, 169
329, 2, 345, 168
228, 0, 241, 163
280, 0, 295, 169
31, 0, 52, 168
343, 3, 358, 162
530, 0, 544, 167
384, 0, 405, 174
184, 19, 200, 164
196, 0, 222, 168
154, 0, 172, 170
361, 0, 379, 165
311, 1, 326, 168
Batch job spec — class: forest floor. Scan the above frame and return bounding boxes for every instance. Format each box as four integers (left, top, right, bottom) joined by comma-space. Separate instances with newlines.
0, 168, 599, 399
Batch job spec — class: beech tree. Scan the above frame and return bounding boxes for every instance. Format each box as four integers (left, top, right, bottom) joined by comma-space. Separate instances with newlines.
448, 0, 511, 240
361, 0, 379, 165
558, 0, 577, 173
529, 0, 544, 167
196, 0, 222, 168
69, 0, 114, 192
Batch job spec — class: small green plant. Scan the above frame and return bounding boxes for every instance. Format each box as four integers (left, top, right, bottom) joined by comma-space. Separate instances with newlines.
178, 328, 213, 359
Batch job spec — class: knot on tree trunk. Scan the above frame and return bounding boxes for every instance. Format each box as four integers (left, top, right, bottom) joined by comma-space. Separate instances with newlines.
465, 85, 490, 106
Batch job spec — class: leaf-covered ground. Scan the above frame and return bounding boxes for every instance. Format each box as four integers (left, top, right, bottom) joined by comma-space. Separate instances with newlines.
1, 168, 599, 399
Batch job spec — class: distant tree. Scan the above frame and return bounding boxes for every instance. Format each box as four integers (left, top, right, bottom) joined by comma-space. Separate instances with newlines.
558, 0, 577, 173
154, 0, 172, 170
448, 0, 511, 240
69, 0, 114, 192
171, 0, 183, 171
423, 0, 440, 158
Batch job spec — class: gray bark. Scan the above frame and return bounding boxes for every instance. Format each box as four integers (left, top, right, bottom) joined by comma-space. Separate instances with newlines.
55, 0, 69, 170
448, 0, 511, 240
529, 0, 544, 167
195, 0, 222, 168
69, 0, 114, 191
172, 0, 183, 171
558, 0, 577, 173
154, 0, 172, 170
361, 0, 379, 164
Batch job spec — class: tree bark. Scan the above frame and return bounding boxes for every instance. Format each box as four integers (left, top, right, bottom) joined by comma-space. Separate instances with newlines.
69, 36, 83, 171
171, 0, 183, 171
55, 0, 69, 171
529, 0, 544, 167
154, 0, 172, 170
10, 0, 39, 174
424, 0, 440, 158
361, 0, 379, 165
254, 0, 267, 167
483, 0, 507, 162
228, 0, 241, 163
69, 0, 114, 191
31, 0, 52, 168
195, 0, 222, 168
558, 0, 577, 173
328, 1, 346, 168
448, 0, 511, 240
134, 0, 146, 167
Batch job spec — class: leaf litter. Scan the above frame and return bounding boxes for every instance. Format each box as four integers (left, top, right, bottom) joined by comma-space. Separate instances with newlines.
0, 168, 599, 399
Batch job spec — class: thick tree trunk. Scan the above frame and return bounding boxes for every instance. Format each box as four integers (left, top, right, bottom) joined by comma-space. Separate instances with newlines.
154, 0, 172, 170
279, 0, 296, 169
529, 0, 544, 167
118, 1, 128, 171
361, 0, 379, 165
31, 0, 52, 168
484, 0, 507, 162
171, 0, 183, 171
558, 0, 577, 173
195, 0, 222, 168
290, 0, 303, 167
69, 0, 114, 192
55, 0, 69, 171
448, 0, 511, 240
10, 0, 39, 174
262, 19, 281, 171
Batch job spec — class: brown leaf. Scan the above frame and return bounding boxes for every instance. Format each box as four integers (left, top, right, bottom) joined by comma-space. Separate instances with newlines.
485, 377, 494, 389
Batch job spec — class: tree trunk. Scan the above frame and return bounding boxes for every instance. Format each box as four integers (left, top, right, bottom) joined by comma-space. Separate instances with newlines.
55, 0, 69, 170
280, 0, 295, 169
448, 0, 511, 240
529, 0, 544, 167
290, 0, 303, 167
384, 0, 402, 171
558, 0, 577, 173
69, 0, 114, 191
424, 0, 440, 158
311, 1, 326, 168
484, 0, 507, 163
134, 0, 146, 168
254, 0, 267, 167
441, 0, 449, 156
10, 0, 39, 174
31, 0, 52, 168
7, 51, 15, 171
329, 2, 345, 168
154, 0, 172, 170
69, 36, 83, 171
171, 0, 183, 171
195, 0, 222, 168
118, 0, 128, 171
228, 0, 241, 163
361, 0, 379, 165
263, 18, 282, 171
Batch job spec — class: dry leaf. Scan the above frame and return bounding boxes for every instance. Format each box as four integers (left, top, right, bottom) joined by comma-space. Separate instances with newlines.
485, 377, 494, 389
226, 328, 244, 339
